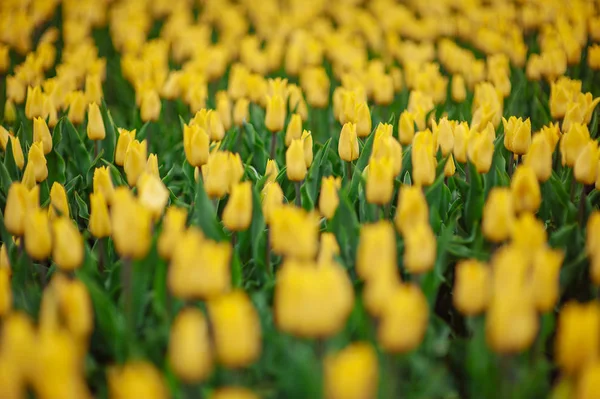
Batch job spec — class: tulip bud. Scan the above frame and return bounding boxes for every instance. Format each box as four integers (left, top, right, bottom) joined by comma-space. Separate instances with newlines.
270, 205, 319, 260
366, 156, 394, 205
228, 153, 244, 191
140, 90, 161, 122
467, 130, 494, 173
394, 185, 429, 235
324, 343, 379, 399
338, 123, 359, 162
92, 166, 115, 205
22, 161, 37, 189
233, 98, 249, 127
208, 111, 225, 142
531, 248, 564, 312
67, 90, 87, 125
486, 288, 537, 353
208, 290, 261, 368
265, 159, 279, 184
124, 140, 148, 186
157, 206, 187, 261
4, 99, 16, 123
453, 260, 491, 315
53, 275, 93, 339
28, 142, 48, 182
0, 267, 12, 316
25, 86, 44, 119
378, 284, 428, 353
108, 361, 169, 399
111, 189, 152, 260
5, 182, 31, 236
302, 130, 313, 168
143, 153, 158, 177
317, 232, 341, 265
510, 165, 541, 214
511, 212, 547, 259
265, 95, 285, 132
524, 134, 552, 182
451, 74, 467, 102
437, 117, 454, 156
286, 139, 307, 182
137, 173, 169, 220
319, 176, 341, 220
205, 151, 231, 199
562, 103, 586, 133
453, 122, 470, 163
115, 128, 136, 166
52, 217, 84, 271
357, 221, 396, 281
261, 182, 284, 225
33, 117, 53, 154
210, 388, 259, 399
168, 308, 213, 382
85, 73, 103, 105
355, 102, 372, 138
0, 243, 9, 272
216, 94, 232, 131
560, 123, 590, 167
86, 102, 106, 141
89, 191, 111, 238
24, 208, 52, 261
49, 182, 69, 220
0, 126, 7, 151
285, 113, 303, 147
411, 141, 436, 187
540, 122, 561, 152
444, 154, 456, 176
482, 188, 515, 242
502, 116, 532, 155
403, 223, 436, 274
223, 181, 253, 232
574, 140, 599, 185
555, 302, 600, 374
373, 74, 394, 105
398, 111, 415, 145
9, 135, 24, 170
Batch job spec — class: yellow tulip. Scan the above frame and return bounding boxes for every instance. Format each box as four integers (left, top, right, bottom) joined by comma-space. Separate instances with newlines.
355, 102, 372, 138
115, 128, 136, 166
285, 113, 303, 147
524, 133, 552, 182
270, 205, 319, 260
33, 117, 52, 154
302, 130, 313, 168
338, 123, 359, 162
222, 181, 253, 232
4, 182, 30, 236
111, 189, 152, 260
510, 165, 541, 214
157, 206, 188, 261
28, 142, 48, 183
265, 95, 285, 132
319, 176, 341, 220
93, 166, 115, 204
233, 98, 249, 127
0, 267, 12, 317
108, 361, 169, 399
531, 248, 564, 312
453, 260, 491, 315
25, 85, 44, 119
560, 123, 590, 167
555, 302, 600, 375
482, 188, 515, 243
324, 342, 379, 399
48, 182, 69, 220
486, 288, 537, 353
87, 102, 106, 141
398, 111, 415, 145
286, 139, 307, 182
403, 223, 436, 274
52, 217, 84, 271
356, 221, 396, 281
89, 191, 111, 238
574, 140, 599, 185
140, 89, 161, 122
137, 173, 169, 220
265, 159, 279, 184
366, 156, 394, 205
204, 151, 231, 199
261, 182, 284, 225
124, 140, 148, 186
24, 208, 52, 261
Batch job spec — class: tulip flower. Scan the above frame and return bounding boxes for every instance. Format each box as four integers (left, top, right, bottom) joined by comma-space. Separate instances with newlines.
286, 139, 307, 182
233, 98, 249, 127
270, 205, 319, 260
265, 95, 285, 133
216, 93, 232, 131
356, 221, 396, 281
338, 122, 359, 162
124, 140, 148, 187
302, 130, 313, 168
222, 181, 253, 232
524, 134, 552, 182
411, 140, 436, 187
210, 388, 259, 399
285, 113, 302, 147
0, 267, 11, 317
53, 275, 93, 339
453, 260, 491, 315
67, 91, 87, 125
137, 173, 169, 220
366, 156, 394, 205
108, 361, 169, 399
87, 102, 106, 141
28, 142, 48, 183
261, 182, 284, 225
437, 117, 454, 156
5, 182, 31, 236
265, 159, 279, 184
115, 128, 136, 166
398, 111, 415, 145
140, 89, 161, 122
503, 116, 531, 155
25, 86, 44, 119
4, 99, 16, 123
319, 176, 341, 220
482, 188, 515, 242
467, 130, 494, 173
511, 212, 547, 259
33, 117, 52, 154
510, 165, 541, 214
531, 248, 564, 312
92, 166, 115, 204
317, 232, 341, 265
403, 222, 436, 274
48, 182, 69, 220
355, 102, 372, 138
24, 208, 52, 261
157, 206, 188, 261
324, 343, 379, 399
555, 302, 600, 375
111, 189, 152, 260
560, 123, 590, 167
52, 217, 84, 271
204, 151, 231, 199
89, 191, 111, 238
574, 140, 599, 185
451, 74, 467, 102
444, 154, 456, 177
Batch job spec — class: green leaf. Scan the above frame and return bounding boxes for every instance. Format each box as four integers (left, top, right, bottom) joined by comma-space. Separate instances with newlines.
349, 133, 376, 198
191, 177, 226, 241
62, 118, 91, 178
306, 138, 332, 198
51, 118, 63, 149
152, 259, 168, 320
0, 161, 12, 196
136, 121, 152, 141
75, 192, 90, 220
300, 183, 315, 211
4, 131, 20, 180
464, 161, 484, 230
100, 159, 128, 186
231, 251, 243, 288
65, 175, 84, 195
331, 186, 360, 266
100, 99, 117, 163
46, 148, 66, 189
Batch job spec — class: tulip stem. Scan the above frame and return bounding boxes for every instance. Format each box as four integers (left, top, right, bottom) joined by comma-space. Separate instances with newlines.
507, 153, 514, 177
295, 181, 302, 207
266, 228, 272, 277
94, 140, 99, 158
570, 177, 576, 203
346, 161, 353, 182
122, 257, 134, 335
579, 185, 588, 226
270, 132, 278, 160
98, 238, 105, 274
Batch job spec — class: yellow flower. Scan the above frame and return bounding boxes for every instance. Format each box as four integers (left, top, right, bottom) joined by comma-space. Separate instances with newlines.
577, 362, 600, 399
111, 189, 152, 260
208, 290, 262, 368
355, 102, 372, 138
366, 156, 394, 205
453, 260, 490, 316
89, 191, 111, 238
6, 76, 25, 104
85, 73, 103, 105
108, 361, 169, 399
210, 388, 259, 399
302, 130, 313, 168
233, 98, 249, 127
317, 232, 341, 265
563, 102, 587, 134
216, 94, 232, 131
560, 123, 590, 167
25, 85, 44, 119
574, 140, 599, 185
265, 95, 285, 132
4, 182, 30, 236
467, 130, 494, 174
265, 159, 279, 184
482, 188, 515, 243
452, 122, 470, 163
93, 166, 115, 204
286, 139, 307, 182
285, 113, 303, 147
319, 176, 341, 220
67, 90, 87, 125
363, 264, 401, 318
0, 126, 8, 151
204, 151, 231, 199
140, 89, 161, 122
10, 135, 25, 170
52, 217, 84, 271
33, 116, 52, 154
157, 206, 187, 261
137, 173, 169, 220
444, 154, 456, 177
403, 223, 436, 275
115, 128, 136, 166
451, 74, 466, 102
22, 161, 37, 189
124, 140, 148, 187
168, 307, 213, 383
531, 248, 564, 313
0, 267, 12, 317
411, 140, 435, 187
223, 181, 253, 232
356, 221, 396, 281
511, 212, 547, 258
48, 182, 69, 220
524, 133, 552, 182
378, 284, 428, 353
0, 243, 9, 271
324, 342, 379, 399
53, 274, 94, 339
24, 208, 52, 261
394, 185, 429, 235
209, 111, 225, 142
502, 116, 531, 155
146, 154, 159, 177
372, 128, 402, 177
270, 205, 319, 260
86, 102, 106, 141
338, 123, 359, 162
398, 111, 415, 145
261, 182, 284, 225
437, 117, 454, 156
510, 165, 541, 214
28, 142, 48, 183
555, 302, 600, 375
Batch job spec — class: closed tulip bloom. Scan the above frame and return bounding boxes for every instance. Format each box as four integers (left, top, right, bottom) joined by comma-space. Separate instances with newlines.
0, 126, 8, 151
319, 176, 341, 220
168, 308, 213, 383
25, 86, 44, 119
317, 232, 341, 265
4, 99, 16, 123
54, 275, 94, 339
324, 342, 379, 399
574, 140, 599, 185
233, 98, 249, 127
378, 284, 428, 353
93, 166, 115, 204
261, 182, 284, 225
363, 264, 401, 317
270, 205, 319, 260
146, 154, 159, 177
137, 173, 169, 220
108, 361, 169, 399
10, 136, 24, 170
24, 208, 52, 261
265, 95, 285, 132
22, 161, 37, 189
216, 95, 232, 131
85, 73, 103, 104
89, 191, 111, 238
394, 185, 429, 235
403, 223, 436, 274
33, 117, 52, 154
540, 122, 561, 152
28, 142, 48, 183
86, 102, 106, 141
555, 302, 600, 375
372, 131, 402, 177
205, 151, 231, 199
52, 217, 84, 271
444, 155, 456, 176
115, 128, 136, 166
67, 91, 87, 124
210, 388, 259, 399
366, 156, 394, 205
453, 122, 470, 163
355, 102, 372, 138
158, 207, 188, 261
467, 131, 494, 173
453, 260, 491, 315
265, 159, 279, 184
302, 130, 313, 168
357, 221, 396, 281
437, 117, 454, 156
286, 139, 307, 182
411, 141, 435, 187
223, 182, 253, 232
531, 248, 564, 312
502, 116, 531, 155
338, 123, 359, 162
5, 182, 30, 236
510, 165, 541, 214
524, 134, 552, 182
482, 188, 515, 242
562, 103, 586, 133
140, 90, 161, 122
285, 113, 303, 146
0, 243, 9, 271
451, 74, 467, 102
209, 290, 261, 368
0, 267, 12, 316
111, 189, 152, 259
398, 111, 415, 145
560, 123, 590, 167
511, 213, 547, 259
49, 182, 69, 220
124, 140, 148, 186
228, 153, 245, 191
209, 111, 225, 142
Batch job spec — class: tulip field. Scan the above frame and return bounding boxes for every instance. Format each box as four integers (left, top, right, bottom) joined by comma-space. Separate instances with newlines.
3, 0, 600, 398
